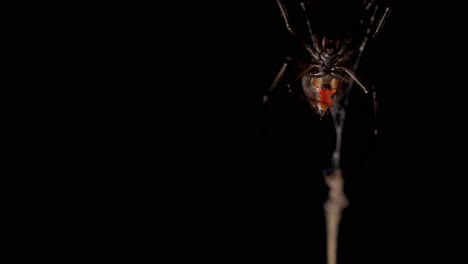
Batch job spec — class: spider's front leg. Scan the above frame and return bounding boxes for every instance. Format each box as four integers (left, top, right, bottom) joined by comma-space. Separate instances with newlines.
275, 0, 316, 57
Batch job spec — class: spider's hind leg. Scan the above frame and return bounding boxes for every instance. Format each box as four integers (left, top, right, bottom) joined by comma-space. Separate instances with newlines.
263, 56, 293, 104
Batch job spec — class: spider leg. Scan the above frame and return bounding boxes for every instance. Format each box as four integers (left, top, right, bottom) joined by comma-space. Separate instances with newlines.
337, 38, 352, 56
336, 67, 368, 94
299, 2, 321, 59
294, 64, 324, 81
372, 88, 380, 135
285, 64, 325, 91
275, 0, 314, 56
354, 1, 392, 70
373, 6, 392, 38
263, 56, 292, 103
330, 72, 346, 82
335, 1, 392, 101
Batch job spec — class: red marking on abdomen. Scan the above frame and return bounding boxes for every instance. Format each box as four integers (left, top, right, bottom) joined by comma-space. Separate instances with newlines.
318, 89, 336, 106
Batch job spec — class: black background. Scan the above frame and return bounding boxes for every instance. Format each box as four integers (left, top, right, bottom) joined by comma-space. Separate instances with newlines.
4, 1, 467, 263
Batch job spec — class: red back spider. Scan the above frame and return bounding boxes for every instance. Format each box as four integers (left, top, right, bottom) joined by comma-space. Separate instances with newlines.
265, 0, 391, 118
264, 1, 392, 263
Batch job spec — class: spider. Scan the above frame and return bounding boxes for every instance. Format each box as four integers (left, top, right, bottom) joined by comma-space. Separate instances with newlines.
265, 0, 391, 118
263, 2, 392, 263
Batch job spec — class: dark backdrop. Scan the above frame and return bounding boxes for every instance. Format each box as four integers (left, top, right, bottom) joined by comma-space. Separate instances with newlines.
4, 1, 467, 263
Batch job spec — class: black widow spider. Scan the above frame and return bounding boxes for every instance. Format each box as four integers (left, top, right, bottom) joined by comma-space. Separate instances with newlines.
264, 0, 391, 118
263, 1, 392, 263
